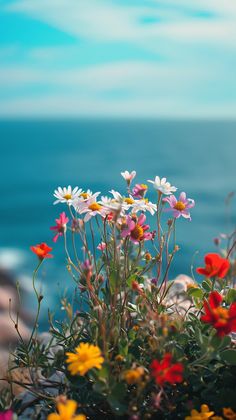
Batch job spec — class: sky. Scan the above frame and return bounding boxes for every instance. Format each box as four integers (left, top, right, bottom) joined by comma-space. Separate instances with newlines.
0, 0, 236, 118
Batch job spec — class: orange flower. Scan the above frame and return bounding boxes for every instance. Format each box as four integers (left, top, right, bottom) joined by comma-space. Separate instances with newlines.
30, 243, 53, 260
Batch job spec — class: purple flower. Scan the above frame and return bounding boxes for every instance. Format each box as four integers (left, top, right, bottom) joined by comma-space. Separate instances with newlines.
163, 192, 195, 220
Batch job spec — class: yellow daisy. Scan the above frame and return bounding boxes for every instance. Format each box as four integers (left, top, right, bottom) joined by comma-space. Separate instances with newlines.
185, 404, 215, 419
66, 343, 104, 376
47, 399, 86, 420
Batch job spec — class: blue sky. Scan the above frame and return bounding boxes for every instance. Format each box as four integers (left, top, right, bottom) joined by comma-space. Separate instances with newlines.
0, 0, 236, 118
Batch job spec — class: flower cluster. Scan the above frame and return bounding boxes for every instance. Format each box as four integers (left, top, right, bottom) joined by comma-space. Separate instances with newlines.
7, 170, 236, 420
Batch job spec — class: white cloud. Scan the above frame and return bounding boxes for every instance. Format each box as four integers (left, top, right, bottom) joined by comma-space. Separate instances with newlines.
0, 60, 235, 118
5, 0, 236, 46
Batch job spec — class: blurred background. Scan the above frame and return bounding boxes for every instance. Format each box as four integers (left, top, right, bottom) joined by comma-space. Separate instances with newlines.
0, 0, 236, 331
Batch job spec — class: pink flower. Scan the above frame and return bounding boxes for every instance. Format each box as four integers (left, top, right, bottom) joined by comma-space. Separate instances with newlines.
163, 192, 195, 220
121, 170, 136, 185
50, 212, 69, 242
132, 184, 148, 199
97, 242, 106, 251
121, 214, 152, 244
81, 259, 93, 274
0, 410, 13, 420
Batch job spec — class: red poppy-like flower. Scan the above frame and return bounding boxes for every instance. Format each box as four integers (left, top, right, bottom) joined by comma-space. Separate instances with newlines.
201, 291, 236, 337
196, 253, 230, 278
150, 353, 184, 386
30, 243, 53, 259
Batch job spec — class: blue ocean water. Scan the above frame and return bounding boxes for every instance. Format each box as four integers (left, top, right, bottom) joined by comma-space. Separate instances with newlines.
0, 119, 235, 327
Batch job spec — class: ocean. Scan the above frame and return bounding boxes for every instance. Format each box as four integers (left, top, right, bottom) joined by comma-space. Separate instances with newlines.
0, 119, 235, 328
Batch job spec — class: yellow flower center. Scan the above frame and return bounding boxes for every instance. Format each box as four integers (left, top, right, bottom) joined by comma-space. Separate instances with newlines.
124, 197, 135, 204
80, 192, 88, 199
213, 307, 229, 323
174, 201, 186, 211
131, 224, 144, 240
64, 194, 72, 200
140, 184, 148, 190
88, 203, 102, 211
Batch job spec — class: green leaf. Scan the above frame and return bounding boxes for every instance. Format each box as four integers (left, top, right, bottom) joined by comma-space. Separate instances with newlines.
188, 287, 204, 299
201, 280, 212, 292
220, 349, 236, 365
225, 288, 236, 304
211, 334, 232, 350
108, 382, 127, 415
126, 274, 136, 288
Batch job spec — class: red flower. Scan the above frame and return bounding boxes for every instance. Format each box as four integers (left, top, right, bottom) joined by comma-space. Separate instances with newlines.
30, 243, 53, 260
150, 353, 184, 386
196, 253, 230, 278
201, 291, 236, 337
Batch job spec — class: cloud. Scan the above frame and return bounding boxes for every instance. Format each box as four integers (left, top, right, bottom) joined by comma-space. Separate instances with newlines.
1, 0, 236, 118
0, 59, 235, 118
5, 0, 236, 46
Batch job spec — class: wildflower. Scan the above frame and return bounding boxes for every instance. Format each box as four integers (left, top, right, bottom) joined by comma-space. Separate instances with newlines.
50, 212, 69, 242
132, 198, 157, 215
196, 253, 230, 278
78, 195, 106, 222
53, 186, 82, 206
30, 243, 53, 259
115, 354, 124, 362
223, 408, 236, 420
163, 192, 195, 220
150, 353, 183, 386
185, 404, 218, 419
0, 411, 14, 420
121, 170, 136, 185
121, 214, 152, 244
97, 242, 106, 251
124, 367, 144, 385
47, 399, 86, 420
148, 176, 177, 195
101, 191, 130, 215
201, 291, 236, 337
132, 184, 148, 199
78, 189, 93, 200
81, 259, 93, 275
66, 343, 104, 376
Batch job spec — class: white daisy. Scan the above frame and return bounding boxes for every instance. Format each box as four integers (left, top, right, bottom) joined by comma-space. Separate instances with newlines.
148, 176, 177, 195
79, 195, 106, 222
132, 199, 157, 215
53, 186, 82, 205
73, 191, 99, 212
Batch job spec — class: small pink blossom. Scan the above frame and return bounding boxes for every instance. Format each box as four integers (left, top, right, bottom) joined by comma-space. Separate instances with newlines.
163, 192, 195, 220
50, 212, 69, 242
121, 214, 152, 244
121, 170, 136, 185
97, 242, 107, 251
0, 410, 13, 420
132, 184, 148, 199
81, 259, 93, 274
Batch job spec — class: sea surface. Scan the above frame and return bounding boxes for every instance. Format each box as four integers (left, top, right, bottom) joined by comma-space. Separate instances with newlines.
0, 119, 235, 328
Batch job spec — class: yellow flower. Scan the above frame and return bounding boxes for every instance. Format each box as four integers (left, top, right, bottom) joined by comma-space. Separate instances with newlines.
47, 399, 86, 420
66, 343, 104, 376
223, 408, 236, 420
124, 367, 144, 385
185, 404, 215, 420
